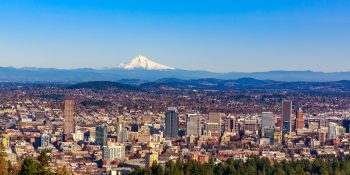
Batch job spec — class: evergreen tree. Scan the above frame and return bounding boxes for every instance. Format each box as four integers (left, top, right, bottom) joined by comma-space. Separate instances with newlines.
37, 150, 54, 175
19, 157, 39, 175
214, 163, 225, 175
131, 157, 350, 175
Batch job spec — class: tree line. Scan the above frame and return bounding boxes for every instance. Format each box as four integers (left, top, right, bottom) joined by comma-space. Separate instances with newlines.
3, 141, 350, 175
0, 144, 68, 175
131, 157, 350, 175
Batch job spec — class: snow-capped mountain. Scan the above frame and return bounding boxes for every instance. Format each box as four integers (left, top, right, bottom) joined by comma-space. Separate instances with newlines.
117, 55, 175, 70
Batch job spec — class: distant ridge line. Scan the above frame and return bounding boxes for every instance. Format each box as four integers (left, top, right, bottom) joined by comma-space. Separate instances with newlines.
1, 66, 350, 82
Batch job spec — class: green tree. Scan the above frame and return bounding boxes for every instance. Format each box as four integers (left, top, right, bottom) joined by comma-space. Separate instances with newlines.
19, 157, 39, 175
37, 151, 49, 168
37, 150, 54, 175
214, 163, 225, 175
131, 157, 350, 175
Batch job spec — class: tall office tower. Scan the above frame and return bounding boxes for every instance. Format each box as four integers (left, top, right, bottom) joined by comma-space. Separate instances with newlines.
208, 112, 223, 127
261, 112, 275, 129
225, 115, 236, 134
96, 124, 108, 146
282, 100, 292, 134
282, 121, 290, 135
186, 114, 202, 137
165, 107, 179, 138
63, 99, 74, 141
343, 119, 350, 133
295, 108, 304, 130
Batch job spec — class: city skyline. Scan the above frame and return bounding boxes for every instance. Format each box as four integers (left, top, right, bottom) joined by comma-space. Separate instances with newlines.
1, 1, 350, 173
1, 70, 350, 174
1, 0, 350, 72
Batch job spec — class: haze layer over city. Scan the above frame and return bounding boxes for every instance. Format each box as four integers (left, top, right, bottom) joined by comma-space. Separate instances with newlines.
1, 1, 350, 175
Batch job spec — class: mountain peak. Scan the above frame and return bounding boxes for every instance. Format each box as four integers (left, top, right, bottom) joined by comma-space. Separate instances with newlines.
132, 55, 148, 63
117, 55, 175, 70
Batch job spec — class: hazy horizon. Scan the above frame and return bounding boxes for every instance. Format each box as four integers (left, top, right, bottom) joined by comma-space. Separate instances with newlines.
1, 0, 349, 72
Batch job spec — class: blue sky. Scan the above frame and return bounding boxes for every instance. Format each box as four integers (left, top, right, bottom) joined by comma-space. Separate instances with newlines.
0, 0, 349, 72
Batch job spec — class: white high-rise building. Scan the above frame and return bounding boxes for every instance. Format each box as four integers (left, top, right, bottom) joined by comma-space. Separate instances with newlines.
186, 114, 202, 137
328, 122, 344, 140
328, 122, 338, 140
102, 145, 126, 161
261, 112, 275, 129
